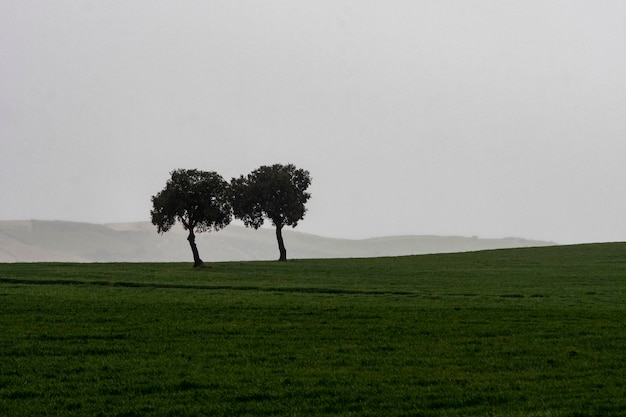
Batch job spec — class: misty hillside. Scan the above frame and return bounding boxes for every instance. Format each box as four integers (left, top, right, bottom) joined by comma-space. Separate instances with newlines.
0, 220, 555, 263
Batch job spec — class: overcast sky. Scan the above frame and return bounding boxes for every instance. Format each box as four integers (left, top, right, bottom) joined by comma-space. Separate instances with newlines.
2, 1, 625, 244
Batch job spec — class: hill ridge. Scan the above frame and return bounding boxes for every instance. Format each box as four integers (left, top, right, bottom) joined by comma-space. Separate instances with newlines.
0, 220, 555, 263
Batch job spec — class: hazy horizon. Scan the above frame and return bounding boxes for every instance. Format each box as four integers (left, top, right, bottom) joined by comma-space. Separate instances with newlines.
2, 1, 625, 244
0, 218, 556, 263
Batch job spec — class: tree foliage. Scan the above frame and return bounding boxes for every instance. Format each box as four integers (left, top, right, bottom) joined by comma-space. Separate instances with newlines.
150, 169, 232, 267
231, 163, 311, 261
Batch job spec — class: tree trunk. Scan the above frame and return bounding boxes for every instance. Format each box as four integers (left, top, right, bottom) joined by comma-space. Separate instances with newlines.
275, 224, 287, 262
187, 229, 204, 268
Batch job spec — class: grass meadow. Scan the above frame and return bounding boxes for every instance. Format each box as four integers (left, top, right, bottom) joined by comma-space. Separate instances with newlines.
1, 243, 625, 416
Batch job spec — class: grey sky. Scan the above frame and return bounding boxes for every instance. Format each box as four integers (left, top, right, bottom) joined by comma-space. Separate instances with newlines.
2, 1, 625, 244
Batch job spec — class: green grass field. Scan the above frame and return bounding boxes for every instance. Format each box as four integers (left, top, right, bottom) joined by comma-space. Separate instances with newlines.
1, 243, 625, 416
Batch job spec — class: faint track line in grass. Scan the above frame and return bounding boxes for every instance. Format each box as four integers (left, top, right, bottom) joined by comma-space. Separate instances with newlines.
0, 277, 415, 296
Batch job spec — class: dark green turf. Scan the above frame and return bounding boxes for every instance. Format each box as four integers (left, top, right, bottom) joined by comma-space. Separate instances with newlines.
1, 243, 625, 416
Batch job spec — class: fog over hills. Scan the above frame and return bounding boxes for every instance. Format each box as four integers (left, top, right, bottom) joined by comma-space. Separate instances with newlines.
0, 220, 556, 263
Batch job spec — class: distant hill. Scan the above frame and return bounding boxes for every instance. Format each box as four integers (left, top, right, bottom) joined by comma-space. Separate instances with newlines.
0, 220, 555, 263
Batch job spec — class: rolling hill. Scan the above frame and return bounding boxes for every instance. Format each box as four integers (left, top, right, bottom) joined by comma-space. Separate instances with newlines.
0, 220, 555, 263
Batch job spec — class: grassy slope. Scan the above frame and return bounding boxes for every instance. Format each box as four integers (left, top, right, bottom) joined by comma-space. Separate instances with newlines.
1, 243, 625, 416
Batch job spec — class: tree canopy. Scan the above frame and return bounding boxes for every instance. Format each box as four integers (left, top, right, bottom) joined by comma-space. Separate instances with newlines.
230, 163, 311, 261
150, 169, 232, 267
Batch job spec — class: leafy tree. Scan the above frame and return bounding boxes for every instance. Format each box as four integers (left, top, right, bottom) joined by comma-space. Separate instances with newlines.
230, 163, 311, 261
151, 169, 232, 267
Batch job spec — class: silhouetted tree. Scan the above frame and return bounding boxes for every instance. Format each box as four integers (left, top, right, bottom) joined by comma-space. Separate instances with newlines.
230, 163, 311, 261
151, 169, 232, 267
